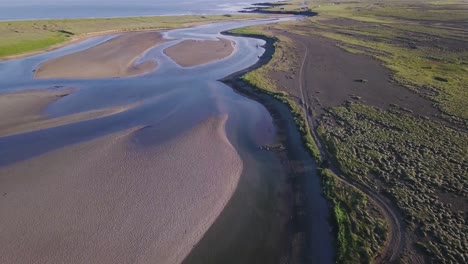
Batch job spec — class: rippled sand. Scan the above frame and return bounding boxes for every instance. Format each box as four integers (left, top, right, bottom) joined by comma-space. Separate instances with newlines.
34, 32, 165, 79
0, 115, 242, 264
164, 38, 234, 67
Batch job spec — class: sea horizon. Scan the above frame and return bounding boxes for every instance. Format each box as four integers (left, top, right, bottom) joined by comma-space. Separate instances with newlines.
0, 0, 276, 21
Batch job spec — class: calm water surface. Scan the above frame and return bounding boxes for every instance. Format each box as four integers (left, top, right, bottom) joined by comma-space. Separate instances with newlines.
0, 0, 273, 20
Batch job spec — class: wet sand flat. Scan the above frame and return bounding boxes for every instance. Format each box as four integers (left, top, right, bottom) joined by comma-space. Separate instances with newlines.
34, 32, 165, 79
164, 38, 234, 67
0, 116, 242, 264
0, 89, 137, 137
0, 89, 72, 133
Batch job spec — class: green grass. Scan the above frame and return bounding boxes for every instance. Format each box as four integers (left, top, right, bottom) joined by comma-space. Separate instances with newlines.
0, 14, 266, 58
0, 31, 69, 57
320, 168, 387, 264
319, 103, 468, 263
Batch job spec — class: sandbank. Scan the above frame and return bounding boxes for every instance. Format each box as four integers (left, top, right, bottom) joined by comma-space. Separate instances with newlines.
0, 89, 71, 134
34, 32, 165, 79
0, 115, 242, 264
164, 38, 234, 67
0, 89, 137, 137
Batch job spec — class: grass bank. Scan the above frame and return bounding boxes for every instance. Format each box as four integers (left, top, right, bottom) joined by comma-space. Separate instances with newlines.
0, 14, 266, 58
229, 26, 321, 162
320, 168, 387, 264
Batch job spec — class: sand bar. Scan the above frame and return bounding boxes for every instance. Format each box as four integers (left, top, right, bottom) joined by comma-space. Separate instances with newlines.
0, 89, 71, 134
0, 115, 242, 264
0, 89, 138, 137
164, 38, 234, 67
34, 32, 165, 79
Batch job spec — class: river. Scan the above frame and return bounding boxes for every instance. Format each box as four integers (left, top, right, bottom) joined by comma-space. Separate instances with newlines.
0, 17, 334, 263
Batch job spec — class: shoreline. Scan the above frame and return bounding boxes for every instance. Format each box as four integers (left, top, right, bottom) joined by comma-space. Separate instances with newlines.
216, 30, 335, 263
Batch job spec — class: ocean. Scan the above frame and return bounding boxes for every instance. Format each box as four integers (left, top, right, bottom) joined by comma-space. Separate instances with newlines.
0, 0, 271, 21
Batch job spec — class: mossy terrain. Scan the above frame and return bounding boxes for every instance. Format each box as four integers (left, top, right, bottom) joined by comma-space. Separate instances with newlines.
0, 14, 265, 58
235, 0, 467, 262
321, 168, 387, 264
318, 103, 467, 263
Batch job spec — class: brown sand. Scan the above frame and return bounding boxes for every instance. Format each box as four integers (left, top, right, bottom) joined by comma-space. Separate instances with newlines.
164, 38, 234, 67
0, 89, 72, 133
34, 32, 165, 79
0, 89, 136, 137
0, 115, 242, 264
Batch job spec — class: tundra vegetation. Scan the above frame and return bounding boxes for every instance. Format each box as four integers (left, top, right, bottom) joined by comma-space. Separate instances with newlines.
233, 0, 467, 263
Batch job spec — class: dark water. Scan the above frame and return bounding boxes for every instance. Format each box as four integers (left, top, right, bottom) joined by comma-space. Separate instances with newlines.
0, 0, 271, 21
0, 17, 334, 263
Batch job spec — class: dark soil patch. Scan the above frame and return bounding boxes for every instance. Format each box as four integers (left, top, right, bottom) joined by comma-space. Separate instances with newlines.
266, 29, 441, 121
436, 192, 468, 213
321, 18, 381, 28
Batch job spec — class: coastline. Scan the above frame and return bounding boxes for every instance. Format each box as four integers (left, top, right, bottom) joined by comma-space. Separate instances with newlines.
194, 29, 335, 263
220, 78, 335, 263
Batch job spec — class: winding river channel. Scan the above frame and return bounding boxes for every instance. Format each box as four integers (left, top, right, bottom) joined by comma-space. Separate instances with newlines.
0, 17, 334, 263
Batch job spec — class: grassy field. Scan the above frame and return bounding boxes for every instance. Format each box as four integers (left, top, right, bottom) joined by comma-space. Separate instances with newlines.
319, 103, 467, 262
234, 0, 467, 263
0, 14, 265, 58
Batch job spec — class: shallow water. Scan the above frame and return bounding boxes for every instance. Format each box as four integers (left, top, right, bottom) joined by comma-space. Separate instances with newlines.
0, 0, 273, 21
0, 17, 334, 263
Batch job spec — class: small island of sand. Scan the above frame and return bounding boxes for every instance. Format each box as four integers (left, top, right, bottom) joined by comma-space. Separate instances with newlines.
164, 38, 234, 67
34, 32, 165, 79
